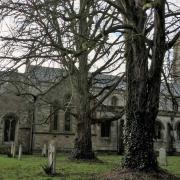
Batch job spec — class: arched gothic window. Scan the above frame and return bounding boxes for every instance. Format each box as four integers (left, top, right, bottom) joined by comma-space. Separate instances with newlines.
111, 96, 118, 106
155, 121, 164, 140
64, 109, 71, 131
64, 94, 72, 132
4, 113, 17, 142
101, 121, 111, 137
50, 101, 59, 131
177, 123, 180, 140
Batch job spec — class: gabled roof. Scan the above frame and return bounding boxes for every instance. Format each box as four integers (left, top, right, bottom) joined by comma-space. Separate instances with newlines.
28, 65, 64, 82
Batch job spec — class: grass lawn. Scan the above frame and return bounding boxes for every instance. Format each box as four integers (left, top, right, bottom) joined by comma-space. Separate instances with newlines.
0, 154, 179, 180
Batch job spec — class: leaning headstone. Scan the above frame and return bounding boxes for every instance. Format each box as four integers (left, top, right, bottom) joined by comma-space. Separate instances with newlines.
18, 144, 22, 160
48, 143, 56, 175
158, 148, 167, 166
42, 144, 47, 157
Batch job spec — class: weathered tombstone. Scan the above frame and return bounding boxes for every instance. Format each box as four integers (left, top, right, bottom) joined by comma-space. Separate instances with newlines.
18, 144, 22, 160
42, 144, 47, 157
158, 148, 167, 166
12, 143, 16, 158
48, 143, 56, 175
48, 144, 53, 166
10, 142, 14, 155
11, 142, 16, 158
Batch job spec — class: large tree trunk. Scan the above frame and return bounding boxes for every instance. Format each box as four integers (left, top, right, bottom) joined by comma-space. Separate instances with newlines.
122, 0, 166, 170
122, 34, 158, 170
71, 110, 95, 159
71, 0, 94, 159
71, 60, 94, 159
71, 67, 95, 159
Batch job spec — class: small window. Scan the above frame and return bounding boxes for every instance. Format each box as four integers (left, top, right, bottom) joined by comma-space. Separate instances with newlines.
177, 123, 180, 140
4, 114, 17, 142
64, 94, 72, 107
50, 104, 59, 131
101, 121, 111, 137
155, 121, 164, 140
111, 96, 118, 106
64, 109, 71, 131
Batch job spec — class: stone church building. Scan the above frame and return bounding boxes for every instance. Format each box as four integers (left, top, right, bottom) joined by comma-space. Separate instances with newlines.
0, 39, 180, 154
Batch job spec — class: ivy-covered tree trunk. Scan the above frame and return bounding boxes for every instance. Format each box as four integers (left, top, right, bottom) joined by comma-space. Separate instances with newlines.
122, 0, 166, 170
123, 32, 158, 170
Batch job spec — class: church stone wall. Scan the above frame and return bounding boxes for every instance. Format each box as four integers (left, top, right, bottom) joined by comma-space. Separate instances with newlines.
1, 58, 180, 154
0, 94, 30, 153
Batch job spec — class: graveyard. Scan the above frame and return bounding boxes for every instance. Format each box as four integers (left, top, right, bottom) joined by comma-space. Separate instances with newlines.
0, 153, 179, 180
0, 1, 180, 180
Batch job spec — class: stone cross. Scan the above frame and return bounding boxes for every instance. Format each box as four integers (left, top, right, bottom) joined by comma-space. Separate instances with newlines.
158, 147, 167, 166
48, 143, 56, 175
42, 144, 47, 157
18, 144, 22, 160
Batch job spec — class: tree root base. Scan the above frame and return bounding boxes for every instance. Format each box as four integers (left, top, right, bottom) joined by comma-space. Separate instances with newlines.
100, 168, 179, 180
70, 149, 95, 160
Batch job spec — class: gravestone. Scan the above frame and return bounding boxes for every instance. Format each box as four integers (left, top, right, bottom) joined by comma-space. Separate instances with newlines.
11, 142, 16, 158
158, 148, 167, 166
18, 144, 22, 160
10, 142, 14, 155
48, 143, 56, 174
42, 144, 47, 157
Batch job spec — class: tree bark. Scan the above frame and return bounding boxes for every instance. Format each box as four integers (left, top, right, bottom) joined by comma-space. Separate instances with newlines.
71, 60, 95, 159
71, 64, 95, 159
122, 0, 166, 170
71, 111, 95, 159
122, 33, 158, 170
71, 0, 95, 160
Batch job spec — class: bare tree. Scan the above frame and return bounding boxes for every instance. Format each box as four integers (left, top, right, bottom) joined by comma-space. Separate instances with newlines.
1, 0, 179, 169
104, 0, 180, 170
0, 0, 125, 159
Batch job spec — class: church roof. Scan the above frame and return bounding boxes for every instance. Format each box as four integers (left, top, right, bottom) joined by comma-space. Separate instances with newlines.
28, 65, 126, 90
0, 65, 180, 97
28, 65, 64, 82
